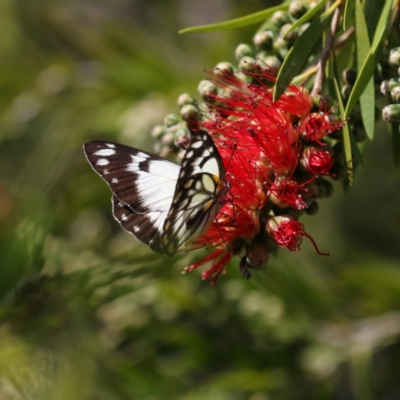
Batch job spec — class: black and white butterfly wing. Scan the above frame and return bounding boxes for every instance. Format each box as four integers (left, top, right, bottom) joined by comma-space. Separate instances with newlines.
161, 131, 226, 255
83, 141, 180, 254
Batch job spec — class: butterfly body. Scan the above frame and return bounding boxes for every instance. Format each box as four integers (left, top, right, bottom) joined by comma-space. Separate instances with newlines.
84, 131, 225, 255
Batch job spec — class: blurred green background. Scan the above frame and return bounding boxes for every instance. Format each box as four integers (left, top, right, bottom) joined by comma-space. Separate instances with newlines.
1, 0, 400, 399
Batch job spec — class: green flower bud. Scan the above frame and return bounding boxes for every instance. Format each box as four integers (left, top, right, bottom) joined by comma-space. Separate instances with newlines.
273, 37, 288, 58
342, 68, 357, 85
382, 104, 400, 123
341, 84, 352, 100
289, 1, 309, 19
253, 30, 274, 50
235, 71, 252, 84
177, 93, 195, 108
380, 78, 400, 96
256, 53, 281, 70
391, 86, 400, 103
238, 56, 257, 71
280, 23, 299, 43
214, 61, 235, 76
151, 125, 167, 139
164, 113, 181, 127
180, 104, 198, 121
271, 10, 291, 28
389, 47, 400, 67
197, 79, 217, 100
235, 43, 254, 60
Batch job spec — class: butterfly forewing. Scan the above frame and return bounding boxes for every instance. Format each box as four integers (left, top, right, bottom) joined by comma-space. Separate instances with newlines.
161, 132, 226, 255
84, 141, 180, 253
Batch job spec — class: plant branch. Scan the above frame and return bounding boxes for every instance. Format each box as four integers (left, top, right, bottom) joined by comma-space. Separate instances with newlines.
312, 1, 344, 97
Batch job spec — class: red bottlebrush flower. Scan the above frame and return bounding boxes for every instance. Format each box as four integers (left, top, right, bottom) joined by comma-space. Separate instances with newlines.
297, 112, 344, 145
184, 249, 232, 285
180, 66, 341, 283
266, 216, 328, 255
267, 175, 309, 210
301, 146, 334, 175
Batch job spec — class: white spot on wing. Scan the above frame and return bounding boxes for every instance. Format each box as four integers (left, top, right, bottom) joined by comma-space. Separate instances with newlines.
191, 141, 203, 149
148, 160, 180, 180
111, 178, 119, 183
97, 159, 109, 166
202, 157, 220, 175
94, 148, 115, 156
126, 162, 139, 172
106, 143, 116, 148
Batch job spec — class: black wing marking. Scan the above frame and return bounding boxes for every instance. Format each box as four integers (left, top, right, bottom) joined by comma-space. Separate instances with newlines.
161, 131, 226, 255
84, 141, 180, 253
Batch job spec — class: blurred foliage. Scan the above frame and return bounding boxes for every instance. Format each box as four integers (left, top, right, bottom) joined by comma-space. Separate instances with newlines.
1, 0, 400, 399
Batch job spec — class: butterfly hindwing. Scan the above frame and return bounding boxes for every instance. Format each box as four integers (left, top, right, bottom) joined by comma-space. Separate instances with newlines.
161, 132, 226, 255
84, 141, 180, 253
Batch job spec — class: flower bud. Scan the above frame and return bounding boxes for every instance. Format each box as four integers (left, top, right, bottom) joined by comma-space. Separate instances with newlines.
391, 86, 400, 103
272, 10, 291, 27
238, 56, 257, 71
389, 47, 400, 67
289, 0, 308, 19
280, 23, 299, 43
180, 104, 198, 121
273, 37, 288, 58
342, 68, 357, 85
235, 43, 254, 60
239, 242, 269, 279
164, 113, 181, 127
197, 79, 217, 100
234, 71, 252, 84
380, 78, 400, 96
253, 30, 274, 50
257, 54, 281, 70
341, 84, 352, 100
300, 146, 333, 175
214, 61, 235, 76
151, 124, 166, 139
382, 104, 400, 123
177, 93, 195, 108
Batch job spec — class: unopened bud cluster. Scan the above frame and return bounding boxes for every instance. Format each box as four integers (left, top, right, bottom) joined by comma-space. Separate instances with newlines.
381, 47, 400, 123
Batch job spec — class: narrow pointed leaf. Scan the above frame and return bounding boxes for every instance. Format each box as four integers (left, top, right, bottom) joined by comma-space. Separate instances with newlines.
274, 1, 338, 100
333, 77, 354, 186
343, 0, 356, 30
355, 0, 374, 140
363, 0, 385, 41
179, 4, 289, 34
345, 0, 394, 116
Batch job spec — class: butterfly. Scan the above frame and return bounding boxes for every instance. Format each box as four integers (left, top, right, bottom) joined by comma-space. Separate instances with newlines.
83, 131, 226, 256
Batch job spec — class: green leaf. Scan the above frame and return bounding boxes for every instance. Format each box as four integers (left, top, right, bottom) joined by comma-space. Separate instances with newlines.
333, 77, 354, 186
363, 0, 385, 41
274, 1, 339, 100
282, 0, 327, 38
355, 0, 374, 140
179, 4, 289, 34
390, 123, 400, 168
345, 0, 395, 116
343, 0, 356, 30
